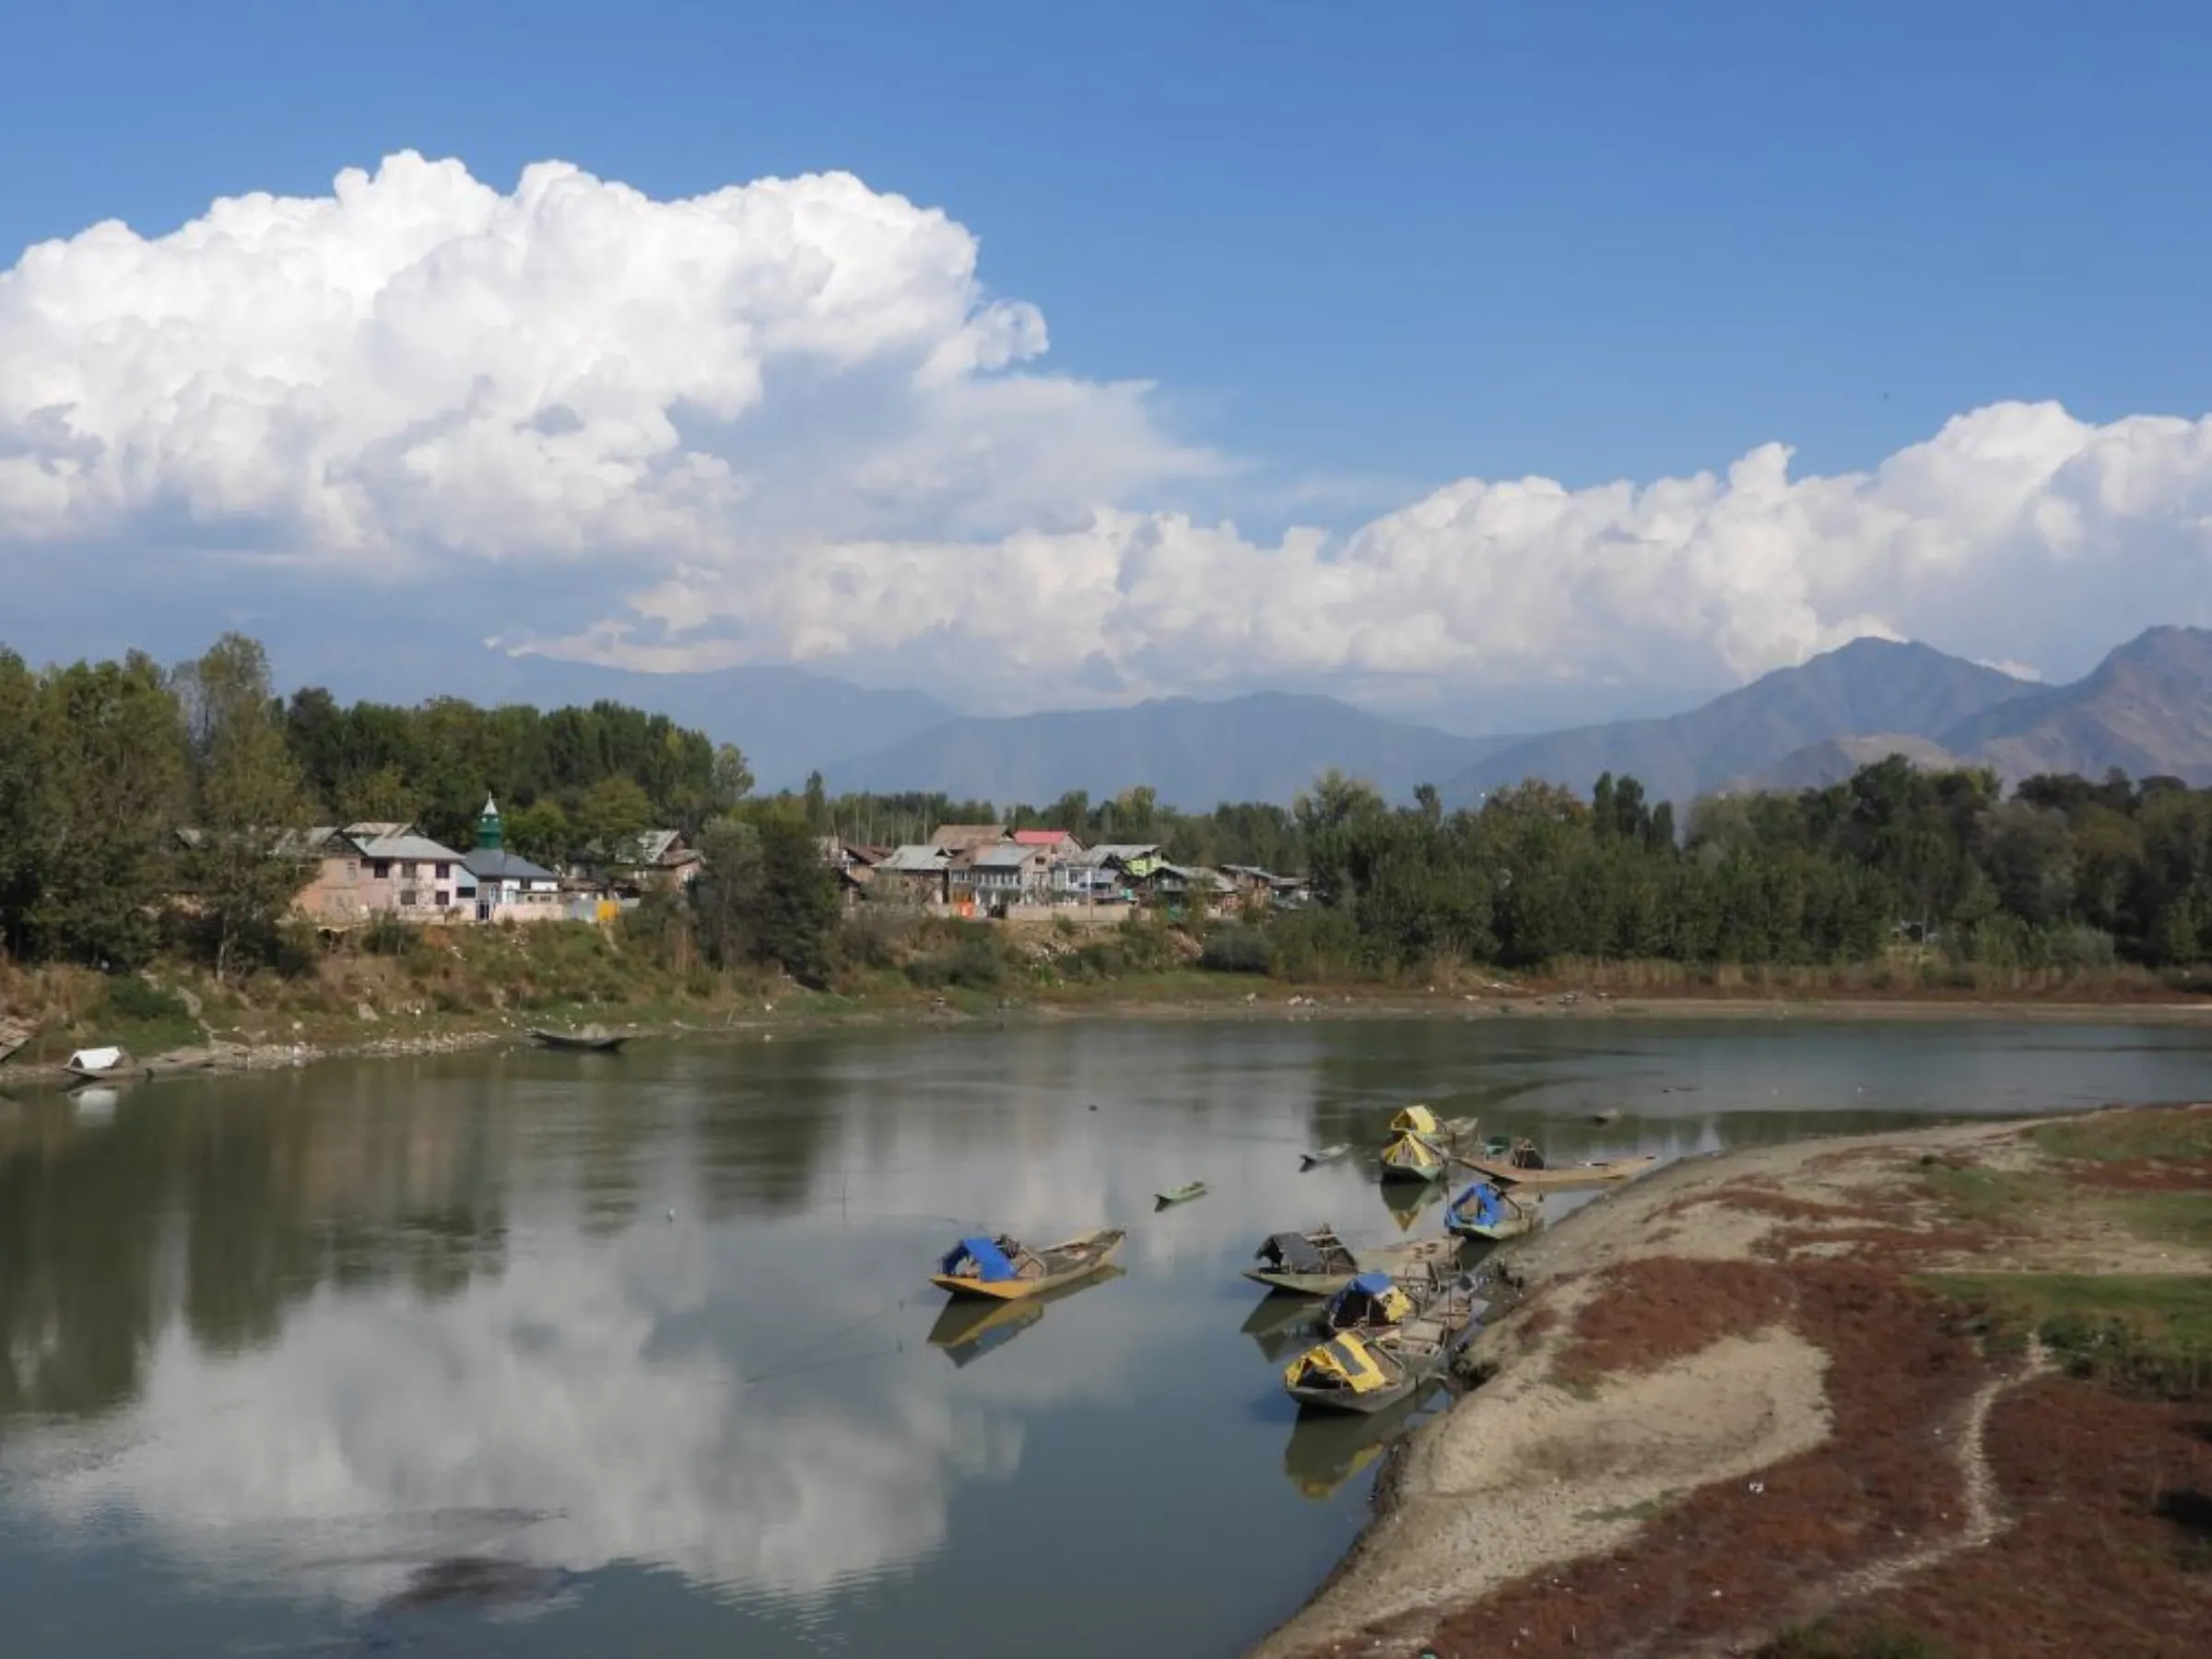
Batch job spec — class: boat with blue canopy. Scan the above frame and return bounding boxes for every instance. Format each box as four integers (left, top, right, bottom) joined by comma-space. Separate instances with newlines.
928, 1227, 1125, 1301
1444, 1179, 1542, 1241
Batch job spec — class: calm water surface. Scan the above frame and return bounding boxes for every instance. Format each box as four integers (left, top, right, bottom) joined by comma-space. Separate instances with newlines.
3, 1016, 2209, 1656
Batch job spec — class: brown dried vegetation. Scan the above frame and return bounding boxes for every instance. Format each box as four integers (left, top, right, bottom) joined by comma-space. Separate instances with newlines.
1418, 1260, 1988, 1659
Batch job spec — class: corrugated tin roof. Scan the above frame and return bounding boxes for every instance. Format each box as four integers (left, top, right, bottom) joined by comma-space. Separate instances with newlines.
929, 824, 1006, 850
1011, 829, 1075, 846
879, 844, 950, 872
1067, 842, 1162, 867
971, 844, 1036, 868
465, 849, 558, 882
354, 832, 468, 864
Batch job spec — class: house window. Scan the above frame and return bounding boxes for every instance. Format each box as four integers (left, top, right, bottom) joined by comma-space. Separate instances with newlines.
435, 889, 449, 907
434, 862, 451, 879
346, 859, 359, 877
398, 890, 418, 907
371, 861, 391, 879
401, 861, 419, 879
457, 885, 477, 900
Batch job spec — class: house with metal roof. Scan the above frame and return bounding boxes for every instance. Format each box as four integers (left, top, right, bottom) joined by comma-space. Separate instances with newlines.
464, 800, 563, 923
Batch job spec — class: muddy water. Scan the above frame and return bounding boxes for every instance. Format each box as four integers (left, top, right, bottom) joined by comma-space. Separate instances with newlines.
2, 1016, 2206, 1656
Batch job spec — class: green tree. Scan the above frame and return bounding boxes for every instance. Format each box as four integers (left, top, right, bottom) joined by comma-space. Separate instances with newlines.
33, 653, 189, 968
504, 799, 574, 867
175, 635, 313, 978
575, 775, 656, 867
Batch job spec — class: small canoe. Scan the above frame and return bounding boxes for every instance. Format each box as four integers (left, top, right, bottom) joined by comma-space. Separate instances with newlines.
1299, 1143, 1352, 1170
1444, 1179, 1542, 1241
530, 1026, 627, 1053
1155, 1181, 1208, 1208
1464, 1151, 1663, 1192
930, 1227, 1126, 1300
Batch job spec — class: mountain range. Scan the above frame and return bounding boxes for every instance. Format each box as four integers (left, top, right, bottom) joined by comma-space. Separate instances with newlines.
477, 625, 2212, 808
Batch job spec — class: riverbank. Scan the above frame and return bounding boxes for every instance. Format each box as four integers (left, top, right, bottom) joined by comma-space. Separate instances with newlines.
8, 945, 2212, 1096
1253, 1104, 2212, 1658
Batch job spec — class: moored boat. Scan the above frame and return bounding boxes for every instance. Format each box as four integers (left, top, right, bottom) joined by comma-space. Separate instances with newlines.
1244, 1229, 1461, 1296
926, 1265, 1125, 1366
64, 1045, 135, 1082
1299, 1143, 1352, 1170
1444, 1178, 1542, 1241
1154, 1180, 1207, 1208
1311, 1268, 1427, 1338
1282, 1319, 1453, 1416
1463, 1140, 1662, 1192
1377, 1105, 1479, 1184
529, 1025, 627, 1053
929, 1227, 1126, 1300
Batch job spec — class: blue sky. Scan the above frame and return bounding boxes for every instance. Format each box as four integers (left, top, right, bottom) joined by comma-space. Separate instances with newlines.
5, 2, 2212, 723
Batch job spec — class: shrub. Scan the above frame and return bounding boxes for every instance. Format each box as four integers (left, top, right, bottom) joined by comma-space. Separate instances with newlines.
103, 975, 192, 1024
1198, 925, 1275, 974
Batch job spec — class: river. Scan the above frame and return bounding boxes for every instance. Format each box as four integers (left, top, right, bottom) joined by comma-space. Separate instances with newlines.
3, 1014, 2207, 1656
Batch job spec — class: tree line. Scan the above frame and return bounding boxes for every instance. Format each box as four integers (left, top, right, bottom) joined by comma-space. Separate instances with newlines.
0, 633, 754, 975
1286, 758, 2212, 975
13, 629, 2212, 988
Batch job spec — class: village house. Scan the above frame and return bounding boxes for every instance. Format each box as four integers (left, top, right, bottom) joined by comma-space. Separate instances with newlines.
187, 821, 475, 926
578, 827, 700, 894
1136, 862, 1240, 918
463, 799, 563, 923
819, 837, 887, 908
964, 841, 1054, 912
1062, 842, 1164, 904
875, 843, 953, 905
1011, 828, 1086, 899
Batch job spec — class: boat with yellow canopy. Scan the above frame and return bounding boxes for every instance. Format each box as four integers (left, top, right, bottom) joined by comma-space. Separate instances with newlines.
1376, 1104, 1478, 1184
929, 1227, 1126, 1301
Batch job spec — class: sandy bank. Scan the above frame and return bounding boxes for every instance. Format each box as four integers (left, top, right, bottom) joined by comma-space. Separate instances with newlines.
1254, 1107, 2212, 1658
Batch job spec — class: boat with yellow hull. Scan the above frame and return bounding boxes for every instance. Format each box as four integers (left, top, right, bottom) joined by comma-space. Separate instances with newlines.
1376, 1104, 1479, 1184
1444, 1179, 1542, 1241
929, 1227, 1126, 1301
1464, 1143, 1661, 1192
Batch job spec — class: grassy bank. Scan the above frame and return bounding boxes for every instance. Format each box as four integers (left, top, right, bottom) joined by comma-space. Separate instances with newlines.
6, 913, 2212, 1082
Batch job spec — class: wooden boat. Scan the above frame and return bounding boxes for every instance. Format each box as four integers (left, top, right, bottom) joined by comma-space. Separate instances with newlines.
530, 1025, 627, 1053
927, 1265, 1125, 1366
1244, 1230, 1461, 1296
1299, 1143, 1352, 1170
1154, 1180, 1208, 1208
1284, 1276, 1488, 1414
1311, 1263, 1447, 1338
1283, 1317, 1453, 1416
930, 1227, 1126, 1300
1464, 1140, 1662, 1192
1377, 1105, 1479, 1184
1444, 1179, 1542, 1241
64, 1045, 135, 1083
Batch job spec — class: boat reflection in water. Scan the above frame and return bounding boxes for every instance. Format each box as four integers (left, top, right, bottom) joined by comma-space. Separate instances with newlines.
1280, 1382, 1448, 1501
1240, 1290, 1327, 1364
925, 1265, 1126, 1368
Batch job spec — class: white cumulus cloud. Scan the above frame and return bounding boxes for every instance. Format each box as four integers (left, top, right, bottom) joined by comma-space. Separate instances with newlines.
3, 152, 2211, 706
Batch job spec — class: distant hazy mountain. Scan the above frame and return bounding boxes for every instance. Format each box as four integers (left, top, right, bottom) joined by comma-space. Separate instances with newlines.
822, 692, 1520, 809
1725, 734, 1968, 794
1936, 626, 2212, 785
456, 657, 958, 792
1445, 638, 2031, 807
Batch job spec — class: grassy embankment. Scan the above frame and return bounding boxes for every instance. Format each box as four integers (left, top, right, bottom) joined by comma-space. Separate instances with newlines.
6, 912, 2212, 1077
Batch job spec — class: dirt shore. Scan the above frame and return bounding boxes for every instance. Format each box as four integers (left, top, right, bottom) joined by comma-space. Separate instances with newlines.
1253, 1105, 2212, 1658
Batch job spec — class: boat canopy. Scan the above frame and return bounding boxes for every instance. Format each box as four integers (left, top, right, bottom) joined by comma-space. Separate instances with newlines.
1450, 1182, 1507, 1228
67, 1046, 124, 1073
1390, 1104, 1439, 1135
1284, 1334, 1393, 1394
1257, 1231, 1331, 1273
1380, 1130, 1443, 1172
1326, 1272, 1416, 1329
939, 1235, 1020, 1282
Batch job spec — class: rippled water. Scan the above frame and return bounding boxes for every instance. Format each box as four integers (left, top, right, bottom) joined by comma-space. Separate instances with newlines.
2, 1015, 2207, 1656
